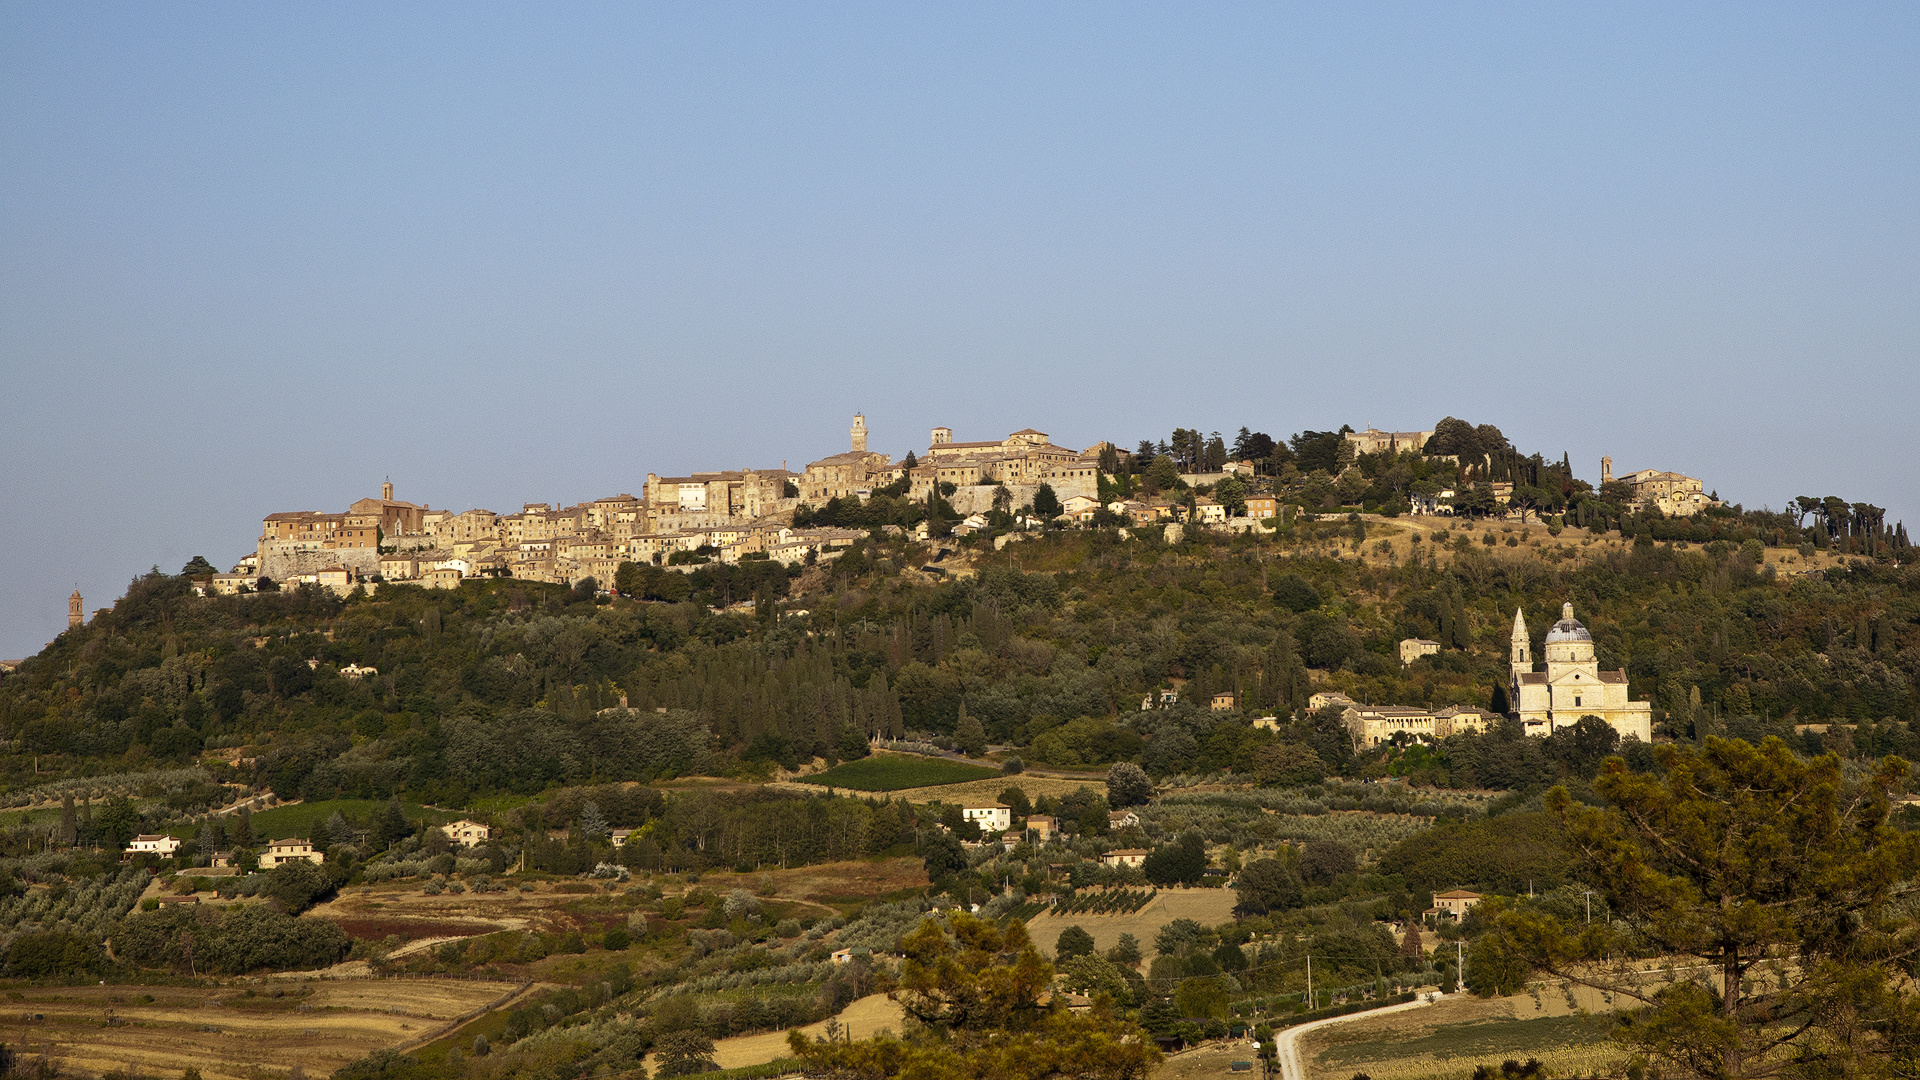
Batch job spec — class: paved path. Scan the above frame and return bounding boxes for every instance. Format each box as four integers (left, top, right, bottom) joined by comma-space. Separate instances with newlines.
1275, 996, 1435, 1080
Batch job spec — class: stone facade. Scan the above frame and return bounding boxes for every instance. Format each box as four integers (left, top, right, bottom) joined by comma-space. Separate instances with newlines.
1616, 467, 1717, 517
1509, 603, 1653, 742
1344, 428, 1432, 455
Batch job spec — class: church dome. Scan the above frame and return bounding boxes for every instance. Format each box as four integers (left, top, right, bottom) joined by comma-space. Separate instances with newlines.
1544, 602, 1592, 644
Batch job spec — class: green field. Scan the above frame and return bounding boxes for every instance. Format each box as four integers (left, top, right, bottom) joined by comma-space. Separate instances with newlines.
797, 755, 1001, 792
245, 798, 457, 840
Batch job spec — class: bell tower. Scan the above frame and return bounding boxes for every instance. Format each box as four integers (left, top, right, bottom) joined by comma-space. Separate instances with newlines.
69, 589, 83, 629
1509, 608, 1531, 679
1601, 456, 1613, 485
850, 414, 868, 453
382, 479, 394, 501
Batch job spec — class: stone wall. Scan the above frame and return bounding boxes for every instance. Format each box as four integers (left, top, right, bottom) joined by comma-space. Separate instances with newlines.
945, 472, 1097, 516
258, 543, 382, 583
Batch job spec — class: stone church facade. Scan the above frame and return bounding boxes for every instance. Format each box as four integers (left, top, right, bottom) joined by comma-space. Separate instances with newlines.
1510, 603, 1653, 743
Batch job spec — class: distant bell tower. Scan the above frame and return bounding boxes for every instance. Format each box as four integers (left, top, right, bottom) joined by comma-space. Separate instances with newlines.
931, 426, 953, 447
382, 480, 394, 501
1509, 608, 1531, 681
1600, 456, 1613, 485
69, 590, 83, 629
850, 414, 868, 453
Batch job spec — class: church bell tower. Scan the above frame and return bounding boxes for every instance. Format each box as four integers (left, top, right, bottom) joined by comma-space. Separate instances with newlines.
850, 414, 868, 453
1509, 608, 1531, 682
69, 589, 83, 629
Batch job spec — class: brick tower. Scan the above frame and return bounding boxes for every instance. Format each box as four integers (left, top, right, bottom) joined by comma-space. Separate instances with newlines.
68, 589, 83, 629
850, 414, 868, 453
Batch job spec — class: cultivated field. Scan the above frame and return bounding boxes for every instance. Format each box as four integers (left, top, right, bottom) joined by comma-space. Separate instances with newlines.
1298, 985, 1623, 1080
0, 978, 519, 1080
1026, 888, 1239, 956
897, 774, 1112, 806
796, 755, 1001, 791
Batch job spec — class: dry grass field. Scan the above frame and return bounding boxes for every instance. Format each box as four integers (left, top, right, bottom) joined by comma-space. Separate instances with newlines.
0, 978, 518, 1080
709, 992, 907, 1069
688, 856, 929, 914
1025, 888, 1239, 956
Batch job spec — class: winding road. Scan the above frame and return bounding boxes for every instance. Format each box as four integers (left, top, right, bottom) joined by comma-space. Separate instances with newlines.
1274, 995, 1435, 1080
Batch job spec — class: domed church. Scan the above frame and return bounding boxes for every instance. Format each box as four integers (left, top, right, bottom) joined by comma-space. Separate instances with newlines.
1509, 603, 1653, 742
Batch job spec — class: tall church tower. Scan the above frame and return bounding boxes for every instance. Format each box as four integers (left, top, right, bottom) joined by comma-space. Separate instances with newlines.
1601, 456, 1613, 485
850, 414, 868, 453
69, 590, 83, 629
382, 480, 393, 501
1509, 608, 1531, 683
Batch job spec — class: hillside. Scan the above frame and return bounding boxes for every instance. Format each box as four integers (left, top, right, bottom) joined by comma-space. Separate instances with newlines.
1, 511, 1918, 1080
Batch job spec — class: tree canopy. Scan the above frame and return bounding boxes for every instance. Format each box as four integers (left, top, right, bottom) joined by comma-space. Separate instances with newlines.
1481, 738, 1920, 1078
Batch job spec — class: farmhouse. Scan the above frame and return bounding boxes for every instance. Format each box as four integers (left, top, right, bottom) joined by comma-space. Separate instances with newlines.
1102, 848, 1149, 869
1428, 889, 1483, 921
124, 834, 181, 858
258, 838, 323, 868
963, 805, 1012, 833
439, 819, 491, 847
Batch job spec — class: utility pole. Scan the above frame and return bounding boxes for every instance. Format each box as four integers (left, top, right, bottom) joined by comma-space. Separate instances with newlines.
1456, 940, 1465, 992
1306, 952, 1312, 1007
1584, 889, 1593, 924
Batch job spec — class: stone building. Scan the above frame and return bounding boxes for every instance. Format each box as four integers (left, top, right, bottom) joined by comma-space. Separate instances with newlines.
1607, 457, 1717, 517
1343, 428, 1433, 456
644, 469, 796, 528
802, 419, 894, 502
1343, 704, 1499, 748
1398, 638, 1440, 666
1509, 603, 1653, 742
906, 425, 1102, 503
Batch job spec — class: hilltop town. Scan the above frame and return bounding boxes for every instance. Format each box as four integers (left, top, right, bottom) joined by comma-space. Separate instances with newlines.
5, 413, 1917, 1080
204, 416, 1726, 600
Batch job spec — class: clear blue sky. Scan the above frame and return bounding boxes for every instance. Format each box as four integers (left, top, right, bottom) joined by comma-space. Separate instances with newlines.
3, 3, 1916, 658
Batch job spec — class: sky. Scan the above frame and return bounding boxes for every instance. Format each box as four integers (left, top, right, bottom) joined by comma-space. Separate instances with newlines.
2, 3, 1916, 658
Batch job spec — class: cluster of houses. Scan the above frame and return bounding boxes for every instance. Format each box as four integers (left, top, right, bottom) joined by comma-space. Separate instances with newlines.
124, 833, 324, 869
120, 818, 498, 870
205, 418, 1714, 597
